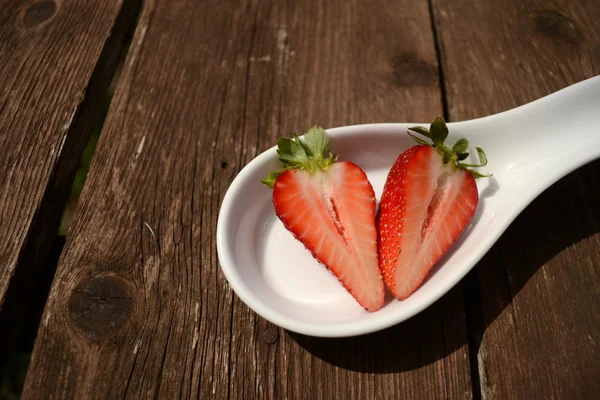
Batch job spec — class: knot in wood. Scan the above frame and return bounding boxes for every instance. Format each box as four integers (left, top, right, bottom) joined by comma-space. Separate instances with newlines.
390, 54, 437, 88
69, 276, 133, 342
261, 327, 279, 345
23, 1, 57, 28
532, 10, 580, 44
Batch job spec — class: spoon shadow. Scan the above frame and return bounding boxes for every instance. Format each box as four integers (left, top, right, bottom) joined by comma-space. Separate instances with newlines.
288, 284, 468, 373
463, 157, 600, 373
288, 159, 599, 373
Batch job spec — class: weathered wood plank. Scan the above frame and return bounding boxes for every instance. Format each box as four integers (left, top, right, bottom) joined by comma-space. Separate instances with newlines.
0, 0, 140, 372
23, 0, 472, 398
432, 0, 600, 398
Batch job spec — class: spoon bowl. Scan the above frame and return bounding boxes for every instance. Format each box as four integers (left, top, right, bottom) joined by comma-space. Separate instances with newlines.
217, 76, 600, 337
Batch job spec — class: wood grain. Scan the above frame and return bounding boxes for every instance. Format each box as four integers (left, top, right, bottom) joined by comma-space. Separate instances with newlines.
432, 0, 600, 398
23, 0, 473, 398
0, 0, 140, 373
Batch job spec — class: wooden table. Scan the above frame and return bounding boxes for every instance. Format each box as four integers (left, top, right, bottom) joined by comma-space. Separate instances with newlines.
1, 0, 598, 398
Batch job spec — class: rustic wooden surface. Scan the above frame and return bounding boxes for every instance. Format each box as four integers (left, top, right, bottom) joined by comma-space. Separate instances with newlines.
0, 0, 139, 372
21, 0, 476, 398
0, 0, 594, 398
432, 0, 600, 398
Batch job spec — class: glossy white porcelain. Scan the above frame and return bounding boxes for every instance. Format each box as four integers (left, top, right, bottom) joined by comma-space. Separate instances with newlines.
217, 76, 600, 337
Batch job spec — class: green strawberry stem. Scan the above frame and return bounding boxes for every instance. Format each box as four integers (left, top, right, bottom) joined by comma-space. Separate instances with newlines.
262, 126, 338, 188
408, 117, 491, 179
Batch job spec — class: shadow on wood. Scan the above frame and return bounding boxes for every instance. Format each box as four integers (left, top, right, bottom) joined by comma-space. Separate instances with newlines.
464, 158, 600, 390
289, 283, 468, 373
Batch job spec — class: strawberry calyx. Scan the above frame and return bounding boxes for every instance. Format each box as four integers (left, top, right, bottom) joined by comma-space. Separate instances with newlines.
261, 126, 338, 188
408, 117, 491, 179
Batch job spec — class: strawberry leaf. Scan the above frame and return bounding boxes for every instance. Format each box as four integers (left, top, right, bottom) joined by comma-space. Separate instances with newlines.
408, 132, 430, 146
430, 117, 448, 148
407, 117, 491, 178
303, 126, 330, 159
408, 126, 432, 139
452, 138, 469, 153
468, 169, 492, 179
263, 127, 338, 187
277, 135, 309, 169
476, 147, 488, 166
261, 169, 286, 188
319, 151, 338, 170
459, 147, 489, 168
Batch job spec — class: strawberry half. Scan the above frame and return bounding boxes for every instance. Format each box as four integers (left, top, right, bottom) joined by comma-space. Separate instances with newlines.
378, 117, 489, 300
262, 127, 384, 311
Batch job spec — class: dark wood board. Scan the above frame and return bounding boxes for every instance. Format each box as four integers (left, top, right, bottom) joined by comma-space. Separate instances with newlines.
432, 0, 600, 398
0, 0, 140, 373
23, 0, 473, 398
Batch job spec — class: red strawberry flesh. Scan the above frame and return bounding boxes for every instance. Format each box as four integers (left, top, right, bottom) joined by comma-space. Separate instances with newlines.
274, 163, 383, 311
378, 118, 488, 300
263, 127, 384, 311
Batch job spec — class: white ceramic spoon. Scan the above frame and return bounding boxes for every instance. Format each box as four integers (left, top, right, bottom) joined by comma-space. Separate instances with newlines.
217, 76, 600, 337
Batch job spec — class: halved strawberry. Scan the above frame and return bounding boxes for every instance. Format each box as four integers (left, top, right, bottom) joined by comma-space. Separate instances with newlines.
262, 127, 384, 311
378, 117, 489, 300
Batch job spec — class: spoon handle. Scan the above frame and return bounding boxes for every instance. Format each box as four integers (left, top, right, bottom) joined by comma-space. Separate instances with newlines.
452, 76, 600, 191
